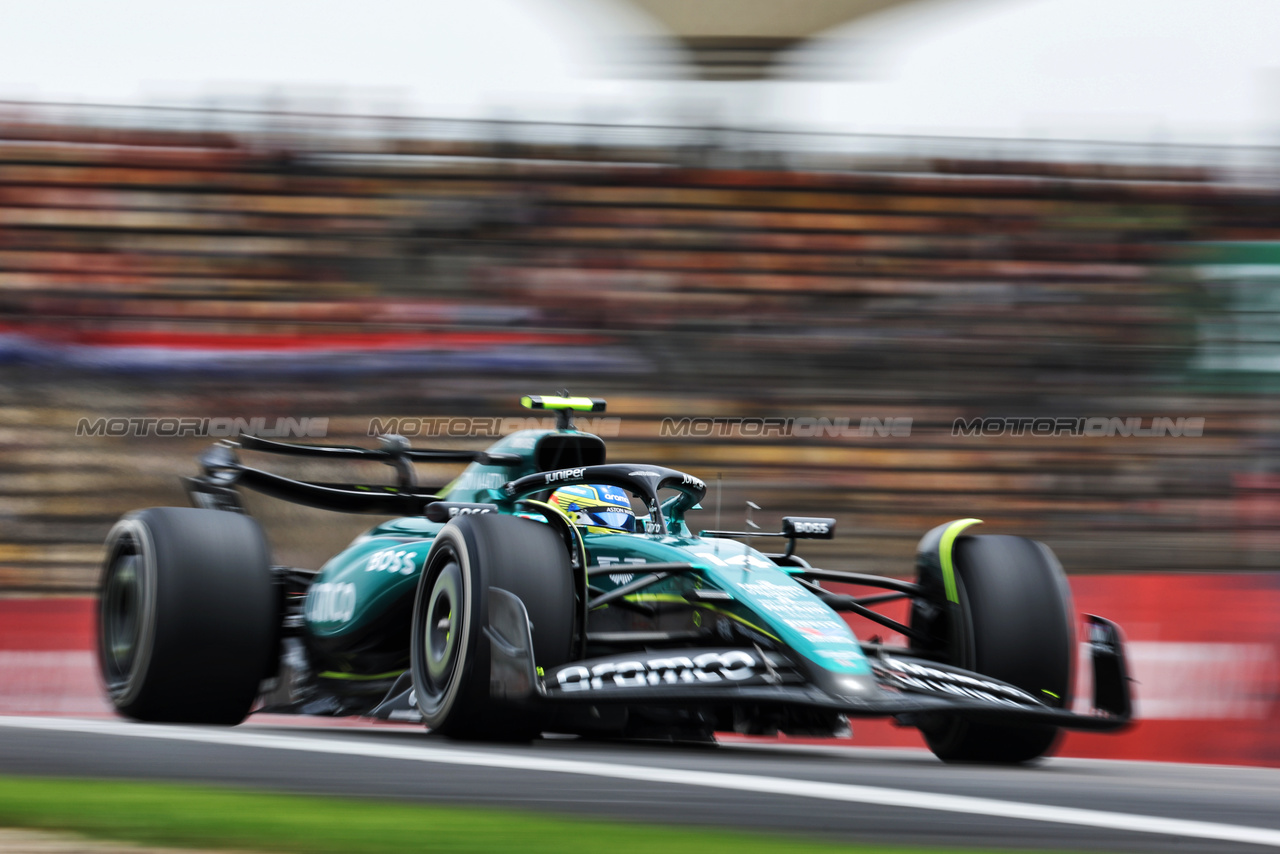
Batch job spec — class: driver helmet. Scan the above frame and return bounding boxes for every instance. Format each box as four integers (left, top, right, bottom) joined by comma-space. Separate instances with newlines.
549, 484, 636, 533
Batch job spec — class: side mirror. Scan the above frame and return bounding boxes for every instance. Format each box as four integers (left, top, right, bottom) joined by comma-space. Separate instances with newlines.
781, 517, 836, 540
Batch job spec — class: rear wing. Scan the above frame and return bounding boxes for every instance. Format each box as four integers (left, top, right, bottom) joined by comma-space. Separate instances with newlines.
183, 435, 522, 516
184, 393, 608, 516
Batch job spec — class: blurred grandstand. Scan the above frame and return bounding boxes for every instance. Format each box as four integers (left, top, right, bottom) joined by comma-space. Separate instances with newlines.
3, 99, 1279, 590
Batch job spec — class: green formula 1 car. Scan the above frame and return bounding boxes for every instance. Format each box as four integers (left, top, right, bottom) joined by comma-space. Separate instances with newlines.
98, 395, 1132, 763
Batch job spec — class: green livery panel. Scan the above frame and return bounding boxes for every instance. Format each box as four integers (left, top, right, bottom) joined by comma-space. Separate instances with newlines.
585, 533, 871, 676
305, 529, 441, 639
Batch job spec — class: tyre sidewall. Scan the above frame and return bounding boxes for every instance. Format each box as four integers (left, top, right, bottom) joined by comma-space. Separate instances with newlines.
410, 513, 574, 738
921, 535, 1075, 763
98, 507, 276, 724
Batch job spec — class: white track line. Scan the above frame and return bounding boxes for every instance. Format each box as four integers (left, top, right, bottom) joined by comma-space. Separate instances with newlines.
2, 716, 1279, 849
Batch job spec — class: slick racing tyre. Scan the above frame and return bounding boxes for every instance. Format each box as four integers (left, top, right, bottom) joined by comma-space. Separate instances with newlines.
411, 513, 574, 740
911, 535, 1075, 764
98, 507, 277, 725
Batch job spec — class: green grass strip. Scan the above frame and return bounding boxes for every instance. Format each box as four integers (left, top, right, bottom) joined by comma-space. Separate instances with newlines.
0, 775, 1072, 854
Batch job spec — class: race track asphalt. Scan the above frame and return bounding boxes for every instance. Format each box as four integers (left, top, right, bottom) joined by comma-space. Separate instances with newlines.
0, 716, 1277, 853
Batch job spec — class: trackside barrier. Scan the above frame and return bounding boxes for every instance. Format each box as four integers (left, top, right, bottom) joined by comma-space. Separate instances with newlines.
0, 597, 108, 716
2, 576, 1278, 765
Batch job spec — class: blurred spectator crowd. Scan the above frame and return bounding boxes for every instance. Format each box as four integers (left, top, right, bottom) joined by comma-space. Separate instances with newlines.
2, 102, 1279, 589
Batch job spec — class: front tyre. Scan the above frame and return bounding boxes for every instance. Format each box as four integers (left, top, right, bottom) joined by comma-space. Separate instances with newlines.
410, 514, 574, 740
98, 507, 277, 724
912, 534, 1075, 763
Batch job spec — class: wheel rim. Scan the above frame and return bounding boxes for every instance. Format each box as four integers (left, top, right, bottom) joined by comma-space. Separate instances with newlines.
414, 541, 471, 723
100, 541, 144, 693
425, 561, 462, 685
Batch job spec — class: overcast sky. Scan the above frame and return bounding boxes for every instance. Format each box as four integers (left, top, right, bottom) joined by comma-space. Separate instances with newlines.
1, 0, 1278, 144
774, 0, 1280, 144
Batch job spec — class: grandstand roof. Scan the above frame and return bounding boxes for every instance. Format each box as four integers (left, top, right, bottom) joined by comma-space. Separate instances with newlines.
627, 0, 915, 78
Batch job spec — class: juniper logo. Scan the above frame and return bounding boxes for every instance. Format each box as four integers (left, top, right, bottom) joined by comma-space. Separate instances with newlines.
659, 417, 911, 439
77, 416, 329, 438
952, 417, 1205, 438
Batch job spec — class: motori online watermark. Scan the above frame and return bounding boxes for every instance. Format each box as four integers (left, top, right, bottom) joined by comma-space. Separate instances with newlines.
660, 417, 912, 438
368, 416, 622, 438
952, 416, 1205, 438
77, 417, 329, 438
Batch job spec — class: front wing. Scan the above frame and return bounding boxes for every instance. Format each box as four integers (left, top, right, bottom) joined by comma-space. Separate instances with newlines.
470, 588, 1134, 732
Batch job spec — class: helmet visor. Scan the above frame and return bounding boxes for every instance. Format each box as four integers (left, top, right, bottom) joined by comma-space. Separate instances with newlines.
585, 508, 636, 532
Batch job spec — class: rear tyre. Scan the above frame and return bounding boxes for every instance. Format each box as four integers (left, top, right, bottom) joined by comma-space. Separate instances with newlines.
98, 507, 277, 725
912, 535, 1074, 763
410, 513, 574, 740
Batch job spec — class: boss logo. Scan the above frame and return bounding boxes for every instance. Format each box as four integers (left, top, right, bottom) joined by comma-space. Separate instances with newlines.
425, 502, 499, 523
448, 505, 492, 517
366, 548, 418, 575
793, 521, 828, 534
